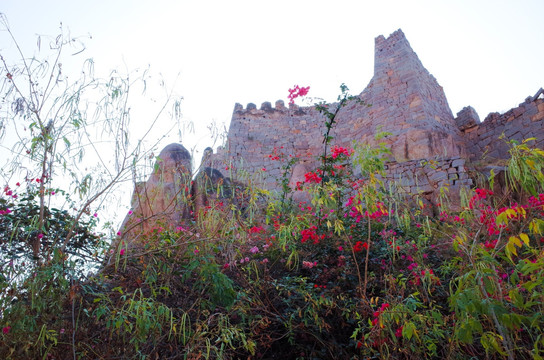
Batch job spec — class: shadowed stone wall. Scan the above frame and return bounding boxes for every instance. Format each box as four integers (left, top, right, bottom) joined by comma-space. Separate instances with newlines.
458, 95, 544, 162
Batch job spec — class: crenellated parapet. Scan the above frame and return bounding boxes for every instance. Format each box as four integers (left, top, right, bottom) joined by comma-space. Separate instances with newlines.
232, 100, 323, 117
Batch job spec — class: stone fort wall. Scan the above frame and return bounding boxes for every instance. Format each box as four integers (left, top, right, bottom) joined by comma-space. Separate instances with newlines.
457, 92, 544, 162
208, 29, 544, 201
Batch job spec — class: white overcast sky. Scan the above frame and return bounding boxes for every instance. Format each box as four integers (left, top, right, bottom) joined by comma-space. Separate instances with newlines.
2, 0, 543, 157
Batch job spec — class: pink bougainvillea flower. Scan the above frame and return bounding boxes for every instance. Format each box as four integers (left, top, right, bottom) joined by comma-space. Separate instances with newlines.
37, 233, 44, 239
353, 241, 368, 253
2, 326, 10, 334
120, 249, 125, 256
287, 85, 310, 104
249, 226, 264, 234
330, 145, 353, 159
302, 260, 318, 269
128, 210, 133, 215
304, 171, 322, 184
93, 213, 98, 217
117, 231, 121, 236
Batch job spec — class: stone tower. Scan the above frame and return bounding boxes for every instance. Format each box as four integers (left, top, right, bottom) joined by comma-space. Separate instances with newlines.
341, 29, 464, 161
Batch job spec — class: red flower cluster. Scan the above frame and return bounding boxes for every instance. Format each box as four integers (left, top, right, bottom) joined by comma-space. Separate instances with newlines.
353, 241, 368, 253
372, 303, 390, 326
287, 85, 310, 104
304, 171, 322, 184
250, 226, 265, 234
268, 146, 285, 161
468, 188, 493, 209
300, 226, 324, 244
330, 145, 353, 160
483, 239, 498, 249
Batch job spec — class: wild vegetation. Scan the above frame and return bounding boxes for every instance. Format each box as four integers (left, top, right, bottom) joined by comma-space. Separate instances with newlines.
2, 20, 544, 360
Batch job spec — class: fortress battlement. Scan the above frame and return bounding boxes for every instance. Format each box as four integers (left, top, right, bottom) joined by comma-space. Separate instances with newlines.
232, 99, 325, 116
204, 29, 544, 204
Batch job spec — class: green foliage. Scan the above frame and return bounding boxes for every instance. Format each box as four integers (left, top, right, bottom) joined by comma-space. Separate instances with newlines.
505, 137, 544, 196
0, 185, 103, 267
94, 288, 173, 351
183, 252, 237, 309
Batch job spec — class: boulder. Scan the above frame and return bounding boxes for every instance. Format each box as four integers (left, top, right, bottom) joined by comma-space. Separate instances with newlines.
108, 143, 193, 262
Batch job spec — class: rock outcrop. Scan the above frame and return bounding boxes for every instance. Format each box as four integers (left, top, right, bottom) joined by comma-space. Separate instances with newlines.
108, 144, 239, 261
109, 144, 193, 260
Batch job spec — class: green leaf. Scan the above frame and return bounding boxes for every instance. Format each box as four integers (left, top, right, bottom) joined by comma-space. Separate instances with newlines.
508, 289, 524, 309
403, 321, 417, 340
496, 212, 508, 226
519, 233, 530, 246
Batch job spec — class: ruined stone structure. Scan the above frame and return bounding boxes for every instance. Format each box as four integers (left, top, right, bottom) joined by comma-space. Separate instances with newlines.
205, 29, 543, 199
113, 29, 544, 253
459, 90, 544, 162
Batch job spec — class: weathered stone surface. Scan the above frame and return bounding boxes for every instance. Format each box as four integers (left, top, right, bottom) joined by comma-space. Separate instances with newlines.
207, 29, 470, 188
455, 106, 480, 130
192, 167, 231, 214
287, 162, 312, 203
462, 98, 544, 161
109, 144, 193, 262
